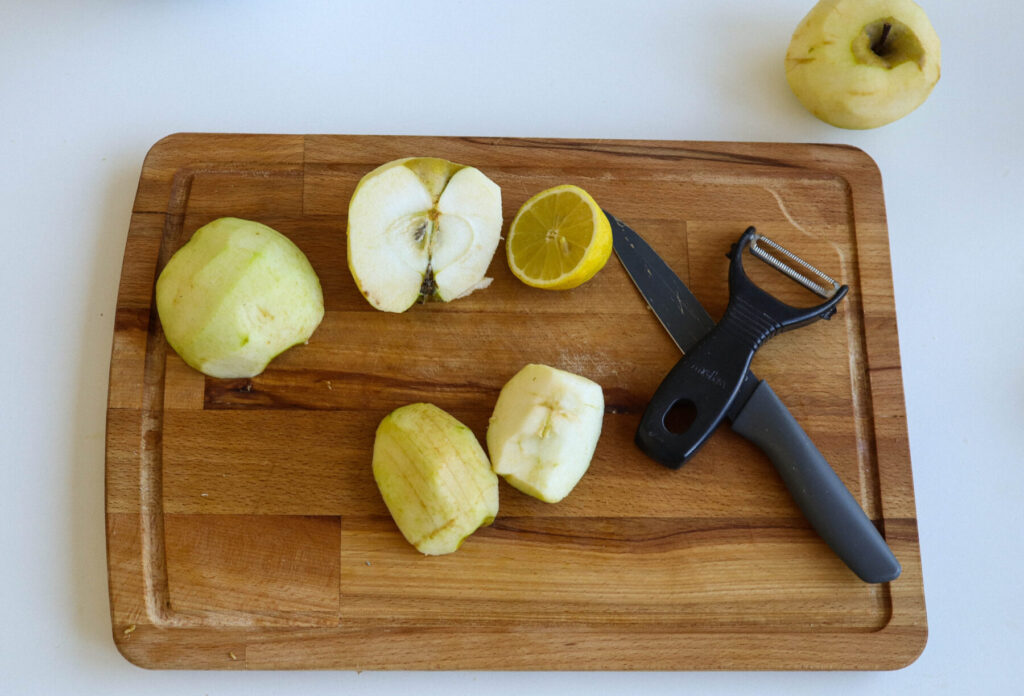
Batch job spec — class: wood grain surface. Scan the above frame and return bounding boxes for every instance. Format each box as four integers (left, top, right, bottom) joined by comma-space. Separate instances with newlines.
105, 133, 926, 670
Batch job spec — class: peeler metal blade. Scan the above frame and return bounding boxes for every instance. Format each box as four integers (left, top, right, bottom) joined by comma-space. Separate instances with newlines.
748, 232, 842, 300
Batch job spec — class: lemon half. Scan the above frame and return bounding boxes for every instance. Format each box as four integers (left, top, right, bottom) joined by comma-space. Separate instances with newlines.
506, 184, 612, 290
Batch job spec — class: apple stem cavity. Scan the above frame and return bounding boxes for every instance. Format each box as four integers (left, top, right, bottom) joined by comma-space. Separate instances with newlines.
872, 22, 893, 56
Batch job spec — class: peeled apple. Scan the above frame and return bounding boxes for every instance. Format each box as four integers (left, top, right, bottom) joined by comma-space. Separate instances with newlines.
372, 403, 499, 555
155, 217, 324, 378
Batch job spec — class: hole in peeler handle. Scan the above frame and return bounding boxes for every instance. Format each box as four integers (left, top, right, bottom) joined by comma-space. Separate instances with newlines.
664, 398, 698, 434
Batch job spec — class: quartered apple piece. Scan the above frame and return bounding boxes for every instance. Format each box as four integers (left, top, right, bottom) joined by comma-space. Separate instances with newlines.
347, 157, 502, 312
487, 364, 604, 503
373, 403, 499, 555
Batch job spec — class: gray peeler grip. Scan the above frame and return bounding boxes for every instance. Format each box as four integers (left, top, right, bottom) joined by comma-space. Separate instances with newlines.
730, 380, 902, 583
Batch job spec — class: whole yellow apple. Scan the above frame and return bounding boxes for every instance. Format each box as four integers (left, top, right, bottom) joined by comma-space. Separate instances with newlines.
785, 0, 941, 129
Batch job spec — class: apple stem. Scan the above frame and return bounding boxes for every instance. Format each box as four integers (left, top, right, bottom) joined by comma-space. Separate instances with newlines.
872, 22, 892, 55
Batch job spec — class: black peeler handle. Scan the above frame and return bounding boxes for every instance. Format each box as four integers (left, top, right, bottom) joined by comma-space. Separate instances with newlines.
636, 227, 849, 467
731, 380, 901, 583
633, 226, 899, 583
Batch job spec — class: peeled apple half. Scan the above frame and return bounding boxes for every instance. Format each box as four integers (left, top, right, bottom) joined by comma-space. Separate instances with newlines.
346, 157, 503, 312
373, 403, 499, 555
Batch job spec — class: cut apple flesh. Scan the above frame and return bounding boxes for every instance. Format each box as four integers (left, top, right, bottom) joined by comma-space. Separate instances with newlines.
347, 157, 502, 312
487, 364, 604, 503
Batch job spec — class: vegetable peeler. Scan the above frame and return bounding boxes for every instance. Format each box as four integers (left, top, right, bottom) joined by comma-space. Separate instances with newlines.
609, 212, 900, 583
636, 227, 849, 464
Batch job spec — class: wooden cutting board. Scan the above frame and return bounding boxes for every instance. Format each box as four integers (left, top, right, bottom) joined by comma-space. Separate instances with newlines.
106, 133, 925, 670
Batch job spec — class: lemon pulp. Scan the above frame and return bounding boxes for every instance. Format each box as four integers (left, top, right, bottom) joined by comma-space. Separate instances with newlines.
506, 185, 612, 290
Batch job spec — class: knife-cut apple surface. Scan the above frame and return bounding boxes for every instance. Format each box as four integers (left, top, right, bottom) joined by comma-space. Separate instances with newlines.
487, 364, 604, 503
373, 403, 499, 555
155, 217, 324, 378
347, 157, 502, 312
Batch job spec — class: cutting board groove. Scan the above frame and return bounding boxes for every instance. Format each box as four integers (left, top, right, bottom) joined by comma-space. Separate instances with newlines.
106, 134, 925, 670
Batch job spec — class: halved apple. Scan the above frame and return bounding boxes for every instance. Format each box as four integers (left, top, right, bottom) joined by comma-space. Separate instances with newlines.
347, 157, 502, 312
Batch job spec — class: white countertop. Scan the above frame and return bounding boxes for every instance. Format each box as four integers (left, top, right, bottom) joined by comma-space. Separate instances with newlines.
2, 1, 1021, 693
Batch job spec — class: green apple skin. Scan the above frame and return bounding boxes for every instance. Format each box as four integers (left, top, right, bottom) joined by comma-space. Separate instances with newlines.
155, 217, 324, 378
347, 157, 502, 313
372, 403, 499, 555
487, 364, 604, 504
786, 0, 941, 129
